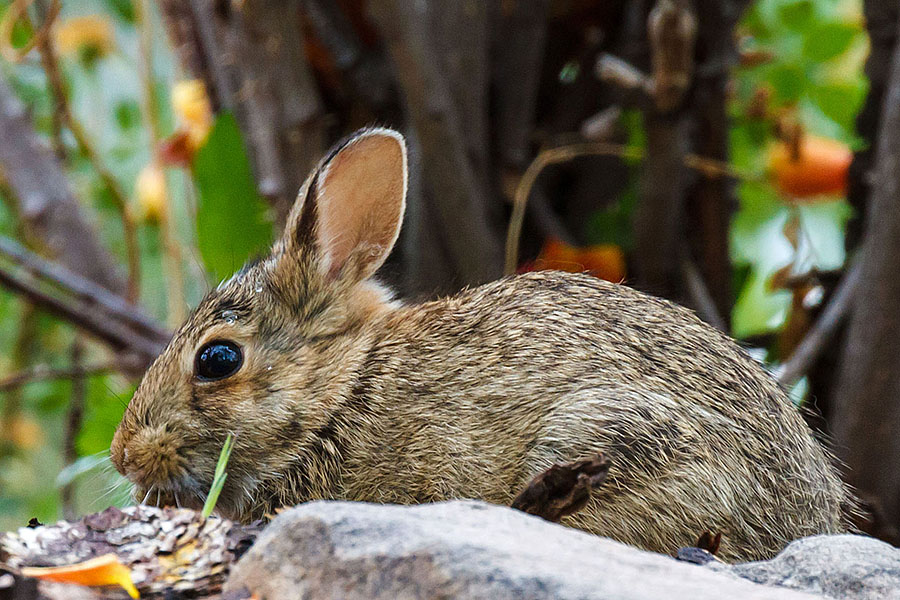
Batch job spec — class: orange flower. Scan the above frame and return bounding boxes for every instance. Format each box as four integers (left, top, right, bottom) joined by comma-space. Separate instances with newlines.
135, 164, 167, 223
171, 80, 213, 151
768, 135, 851, 199
54, 16, 114, 62
526, 239, 626, 283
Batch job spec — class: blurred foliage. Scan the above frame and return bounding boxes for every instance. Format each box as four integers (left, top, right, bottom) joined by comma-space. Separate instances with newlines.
0, 0, 264, 529
0, 0, 868, 529
729, 0, 865, 339
194, 113, 273, 281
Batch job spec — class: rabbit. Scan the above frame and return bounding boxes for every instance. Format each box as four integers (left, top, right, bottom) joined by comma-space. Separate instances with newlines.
111, 127, 849, 561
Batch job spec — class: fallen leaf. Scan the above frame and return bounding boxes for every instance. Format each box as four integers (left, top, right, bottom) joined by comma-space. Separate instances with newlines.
21, 553, 139, 599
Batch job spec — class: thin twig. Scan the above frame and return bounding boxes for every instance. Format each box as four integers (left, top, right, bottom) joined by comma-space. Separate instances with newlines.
505, 143, 640, 275
503, 141, 752, 275
680, 250, 727, 331
61, 337, 86, 520
29, 1, 142, 302
0, 304, 37, 451
136, 0, 185, 325
776, 259, 862, 387
0, 0, 59, 63
0, 360, 117, 392
0, 68, 126, 296
0, 235, 170, 342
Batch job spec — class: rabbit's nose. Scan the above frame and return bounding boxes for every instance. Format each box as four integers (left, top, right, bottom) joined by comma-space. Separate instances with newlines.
117, 425, 185, 488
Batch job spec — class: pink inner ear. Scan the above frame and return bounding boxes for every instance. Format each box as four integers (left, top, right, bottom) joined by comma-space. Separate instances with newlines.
315, 132, 406, 280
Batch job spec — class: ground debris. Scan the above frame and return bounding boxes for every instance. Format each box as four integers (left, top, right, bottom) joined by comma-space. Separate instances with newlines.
1, 506, 262, 599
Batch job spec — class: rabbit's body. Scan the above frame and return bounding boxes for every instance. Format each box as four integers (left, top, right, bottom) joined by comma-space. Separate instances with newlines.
112, 129, 848, 562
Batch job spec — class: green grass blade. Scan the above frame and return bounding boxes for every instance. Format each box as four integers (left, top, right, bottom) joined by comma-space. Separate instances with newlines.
202, 433, 234, 519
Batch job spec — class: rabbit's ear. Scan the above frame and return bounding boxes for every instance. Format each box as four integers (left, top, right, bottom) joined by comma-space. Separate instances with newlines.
279, 128, 407, 284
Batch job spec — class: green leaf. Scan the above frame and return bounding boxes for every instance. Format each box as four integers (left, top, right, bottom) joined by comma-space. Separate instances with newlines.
767, 63, 806, 103
114, 100, 141, 131
809, 82, 866, 131
802, 22, 858, 63
796, 200, 852, 271
193, 113, 273, 281
778, 0, 815, 31
732, 268, 792, 338
730, 183, 793, 269
202, 434, 234, 519
101, 0, 136, 23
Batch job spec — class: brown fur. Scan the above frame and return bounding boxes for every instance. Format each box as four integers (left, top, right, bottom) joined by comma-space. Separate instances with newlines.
111, 128, 849, 562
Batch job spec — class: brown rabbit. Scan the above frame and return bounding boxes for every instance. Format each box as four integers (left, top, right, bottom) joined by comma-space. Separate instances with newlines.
111, 128, 848, 561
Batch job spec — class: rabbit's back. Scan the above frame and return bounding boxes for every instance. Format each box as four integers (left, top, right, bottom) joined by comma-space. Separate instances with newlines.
341, 271, 847, 560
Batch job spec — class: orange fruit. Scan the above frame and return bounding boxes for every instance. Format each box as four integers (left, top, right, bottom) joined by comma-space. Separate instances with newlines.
529, 239, 626, 283
768, 135, 851, 199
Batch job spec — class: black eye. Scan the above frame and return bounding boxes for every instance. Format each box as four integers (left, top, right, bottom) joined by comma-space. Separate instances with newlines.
195, 340, 243, 381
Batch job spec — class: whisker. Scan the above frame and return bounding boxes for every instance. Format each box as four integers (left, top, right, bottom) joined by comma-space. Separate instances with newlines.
141, 487, 153, 505
174, 492, 181, 508
102, 381, 130, 411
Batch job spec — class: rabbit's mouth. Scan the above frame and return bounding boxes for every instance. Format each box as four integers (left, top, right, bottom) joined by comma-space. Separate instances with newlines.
133, 474, 208, 513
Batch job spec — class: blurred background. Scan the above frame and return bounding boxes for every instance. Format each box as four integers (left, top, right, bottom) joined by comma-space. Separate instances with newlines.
1, 0, 897, 547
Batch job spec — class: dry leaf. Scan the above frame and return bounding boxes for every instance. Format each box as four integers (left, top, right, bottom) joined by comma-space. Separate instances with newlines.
21, 553, 139, 599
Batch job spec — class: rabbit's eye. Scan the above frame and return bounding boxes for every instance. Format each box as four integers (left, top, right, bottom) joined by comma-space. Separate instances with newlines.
195, 340, 243, 381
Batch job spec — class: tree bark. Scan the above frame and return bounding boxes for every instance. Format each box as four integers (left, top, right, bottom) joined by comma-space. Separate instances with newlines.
683, 0, 747, 324
830, 5, 900, 545
369, 0, 504, 288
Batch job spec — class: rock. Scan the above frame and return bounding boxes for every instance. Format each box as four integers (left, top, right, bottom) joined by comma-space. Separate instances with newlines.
225, 500, 818, 600
723, 534, 900, 600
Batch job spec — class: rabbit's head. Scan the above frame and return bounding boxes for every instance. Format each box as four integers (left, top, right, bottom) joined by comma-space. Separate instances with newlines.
111, 128, 407, 519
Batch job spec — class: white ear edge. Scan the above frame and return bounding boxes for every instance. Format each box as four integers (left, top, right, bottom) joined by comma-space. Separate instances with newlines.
314, 127, 408, 280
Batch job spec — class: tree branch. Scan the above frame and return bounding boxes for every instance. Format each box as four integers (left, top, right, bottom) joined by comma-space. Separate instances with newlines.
0, 360, 118, 393
0, 236, 169, 371
776, 261, 861, 387
0, 266, 164, 371
680, 250, 727, 331
0, 235, 169, 342
0, 74, 125, 296
32, 0, 141, 302
157, 0, 327, 227
369, 0, 504, 285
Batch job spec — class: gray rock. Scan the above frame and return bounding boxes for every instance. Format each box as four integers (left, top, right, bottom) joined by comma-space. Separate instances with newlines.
225, 500, 818, 600
725, 534, 900, 600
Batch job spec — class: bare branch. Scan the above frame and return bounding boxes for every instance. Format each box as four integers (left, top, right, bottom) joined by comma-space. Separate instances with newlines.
0, 266, 164, 371
136, 0, 184, 324
0, 361, 118, 393
776, 260, 862, 387
0, 235, 170, 343
301, 0, 394, 109
489, 0, 550, 168
0, 75, 125, 296
369, 0, 503, 285
32, 0, 141, 302
159, 0, 327, 227
647, 0, 697, 111
595, 53, 652, 93
680, 251, 727, 331
61, 338, 86, 520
